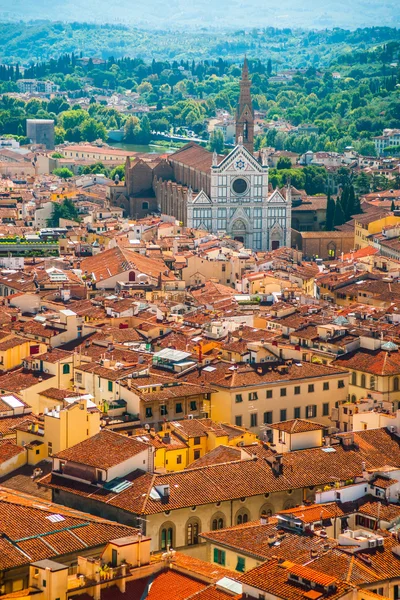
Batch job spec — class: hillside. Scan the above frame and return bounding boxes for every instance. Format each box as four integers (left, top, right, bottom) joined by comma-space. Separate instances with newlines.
0, 0, 399, 30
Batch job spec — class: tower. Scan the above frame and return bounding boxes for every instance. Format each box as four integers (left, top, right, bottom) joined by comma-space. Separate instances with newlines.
235, 57, 254, 153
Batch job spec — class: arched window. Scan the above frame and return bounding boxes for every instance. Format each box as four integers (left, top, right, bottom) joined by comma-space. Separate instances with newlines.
284, 500, 296, 510
211, 513, 225, 530
351, 372, 357, 386
236, 509, 250, 525
142, 202, 149, 210
370, 376, 375, 390
351, 395, 356, 402
129, 271, 136, 282
160, 523, 175, 550
394, 377, 399, 392
260, 503, 274, 518
186, 519, 201, 546
360, 374, 366, 388
63, 364, 70, 375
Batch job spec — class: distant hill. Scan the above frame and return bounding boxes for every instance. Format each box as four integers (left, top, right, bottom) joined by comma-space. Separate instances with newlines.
0, 0, 399, 29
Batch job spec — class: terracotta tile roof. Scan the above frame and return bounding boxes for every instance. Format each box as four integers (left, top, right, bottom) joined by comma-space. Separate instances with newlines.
54, 430, 149, 469
185, 360, 348, 390
269, 419, 325, 434
0, 414, 37, 436
170, 551, 237, 582
310, 536, 400, 585
188, 445, 243, 468
0, 369, 54, 395
239, 558, 351, 600
169, 142, 221, 175
0, 440, 25, 463
200, 517, 337, 562
41, 428, 400, 515
372, 476, 398, 489
334, 348, 400, 376
0, 490, 140, 571
80, 246, 172, 283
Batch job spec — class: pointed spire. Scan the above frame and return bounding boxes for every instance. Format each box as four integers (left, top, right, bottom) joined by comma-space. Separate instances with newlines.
235, 56, 254, 153
242, 55, 249, 80
212, 150, 218, 166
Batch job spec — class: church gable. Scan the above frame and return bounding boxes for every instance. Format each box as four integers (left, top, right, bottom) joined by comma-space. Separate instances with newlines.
216, 145, 263, 174
192, 190, 211, 204
268, 189, 287, 204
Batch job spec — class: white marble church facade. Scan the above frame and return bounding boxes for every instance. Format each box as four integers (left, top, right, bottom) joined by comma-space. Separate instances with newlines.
187, 141, 291, 251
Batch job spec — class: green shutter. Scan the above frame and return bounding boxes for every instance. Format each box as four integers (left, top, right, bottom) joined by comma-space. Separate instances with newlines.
213, 548, 219, 563
221, 550, 226, 566
108, 381, 113, 392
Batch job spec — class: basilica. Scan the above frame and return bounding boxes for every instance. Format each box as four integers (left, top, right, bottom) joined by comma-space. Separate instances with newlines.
109, 59, 291, 251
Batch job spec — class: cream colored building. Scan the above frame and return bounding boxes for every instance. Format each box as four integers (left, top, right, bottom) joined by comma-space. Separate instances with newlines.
194, 361, 349, 435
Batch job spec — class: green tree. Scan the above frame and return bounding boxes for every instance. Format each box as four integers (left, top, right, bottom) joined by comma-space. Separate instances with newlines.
277, 156, 292, 170
123, 116, 140, 143
79, 118, 107, 142
53, 167, 73, 179
48, 198, 79, 227
333, 199, 346, 227
208, 129, 224, 153
325, 192, 335, 231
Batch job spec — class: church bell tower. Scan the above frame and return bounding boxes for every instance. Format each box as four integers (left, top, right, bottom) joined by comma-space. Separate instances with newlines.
235, 57, 254, 153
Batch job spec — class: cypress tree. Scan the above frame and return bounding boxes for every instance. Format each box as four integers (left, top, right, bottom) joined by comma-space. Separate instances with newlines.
340, 185, 349, 218
333, 200, 345, 228
346, 184, 356, 219
391, 200, 395, 212
325, 192, 335, 231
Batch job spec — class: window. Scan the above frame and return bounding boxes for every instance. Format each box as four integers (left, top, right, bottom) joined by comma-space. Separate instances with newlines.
308, 384, 314, 393
235, 415, 243, 427
194, 450, 201, 460
217, 207, 227, 230
266, 389, 272, 399
194, 437, 201, 445
142, 201, 149, 210
370, 376, 375, 390
338, 380, 345, 389
160, 405, 168, 416
294, 386, 301, 395
323, 381, 329, 390
236, 556, 246, 572
361, 374, 366, 388
176, 403, 183, 414
351, 372, 357, 386
213, 548, 226, 566
237, 512, 249, 525
190, 401, 197, 411
280, 388, 287, 397
108, 381, 113, 392
250, 413, 258, 428
161, 526, 174, 550
232, 177, 248, 195
63, 363, 70, 375
306, 405, 317, 418
75, 372, 82, 384
280, 409, 287, 422
264, 411, 273, 424
235, 394, 243, 403
187, 521, 200, 546
294, 407, 301, 419
145, 407, 152, 418
323, 402, 330, 416
177, 455, 182, 464
249, 392, 258, 401
212, 517, 225, 530
394, 377, 399, 392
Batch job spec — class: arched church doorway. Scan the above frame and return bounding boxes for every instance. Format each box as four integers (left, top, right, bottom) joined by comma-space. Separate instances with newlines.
231, 219, 247, 245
